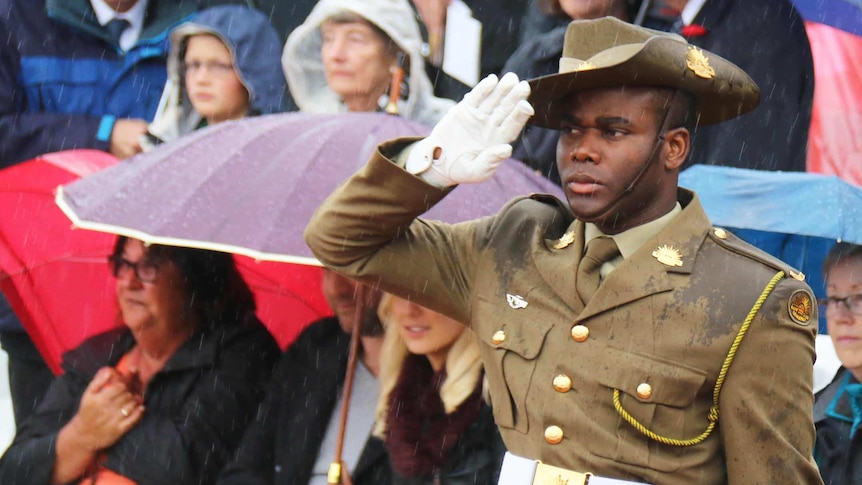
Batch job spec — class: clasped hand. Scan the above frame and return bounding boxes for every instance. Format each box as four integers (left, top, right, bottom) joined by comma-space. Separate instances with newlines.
70, 366, 145, 452
408, 72, 535, 187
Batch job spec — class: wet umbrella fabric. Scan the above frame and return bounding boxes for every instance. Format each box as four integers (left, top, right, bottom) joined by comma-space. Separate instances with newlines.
0, 151, 119, 374
0, 150, 331, 373
56, 112, 562, 263
680, 164, 862, 332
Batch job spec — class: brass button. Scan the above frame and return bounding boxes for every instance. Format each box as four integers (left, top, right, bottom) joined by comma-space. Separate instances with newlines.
636, 382, 653, 400
492, 330, 506, 346
713, 228, 728, 240
553, 374, 572, 393
570, 325, 589, 342
544, 425, 564, 445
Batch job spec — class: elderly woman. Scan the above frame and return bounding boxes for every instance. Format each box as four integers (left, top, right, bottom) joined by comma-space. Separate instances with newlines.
374, 294, 504, 484
281, 0, 454, 126
815, 242, 862, 484
143, 5, 286, 149
0, 237, 279, 484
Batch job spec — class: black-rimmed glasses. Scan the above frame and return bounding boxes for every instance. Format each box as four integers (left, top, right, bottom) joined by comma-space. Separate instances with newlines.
107, 255, 159, 283
818, 294, 862, 316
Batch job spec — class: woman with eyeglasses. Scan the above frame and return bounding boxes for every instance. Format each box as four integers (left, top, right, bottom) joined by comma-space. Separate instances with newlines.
814, 242, 862, 485
0, 237, 279, 484
142, 5, 286, 150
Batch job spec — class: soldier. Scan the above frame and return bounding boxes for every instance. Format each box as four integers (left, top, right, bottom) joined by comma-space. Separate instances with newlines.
305, 17, 822, 484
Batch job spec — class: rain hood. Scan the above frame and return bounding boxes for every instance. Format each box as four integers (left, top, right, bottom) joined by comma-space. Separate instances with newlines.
282, 0, 454, 126
145, 5, 286, 148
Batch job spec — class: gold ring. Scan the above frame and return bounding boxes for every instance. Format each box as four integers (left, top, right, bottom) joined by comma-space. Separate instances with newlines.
121, 407, 130, 417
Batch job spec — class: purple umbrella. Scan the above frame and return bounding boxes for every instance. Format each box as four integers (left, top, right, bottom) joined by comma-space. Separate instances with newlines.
56, 111, 562, 263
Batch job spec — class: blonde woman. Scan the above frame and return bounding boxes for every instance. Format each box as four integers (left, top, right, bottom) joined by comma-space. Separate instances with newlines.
375, 294, 504, 484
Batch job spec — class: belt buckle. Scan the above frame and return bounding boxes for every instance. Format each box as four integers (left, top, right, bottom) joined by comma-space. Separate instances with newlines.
532, 461, 592, 485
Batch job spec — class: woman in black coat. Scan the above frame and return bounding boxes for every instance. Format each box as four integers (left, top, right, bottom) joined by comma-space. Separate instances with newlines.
0, 237, 279, 484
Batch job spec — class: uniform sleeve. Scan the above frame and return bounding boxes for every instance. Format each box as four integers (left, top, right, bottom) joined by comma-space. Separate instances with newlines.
101, 325, 279, 485
304, 139, 501, 325
719, 277, 823, 484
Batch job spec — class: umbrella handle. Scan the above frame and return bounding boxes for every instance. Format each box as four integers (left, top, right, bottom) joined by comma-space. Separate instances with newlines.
328, 284, 366, 484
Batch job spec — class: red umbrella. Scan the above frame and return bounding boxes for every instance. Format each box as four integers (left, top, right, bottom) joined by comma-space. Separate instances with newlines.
0, 150, 331, 373
0, 151, 119, 374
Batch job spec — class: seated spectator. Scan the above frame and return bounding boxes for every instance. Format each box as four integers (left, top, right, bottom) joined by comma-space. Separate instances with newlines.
0, 237, 279, 484
503, 0, 636, 182
374, 294, 504, 484
143, 5, 286, 149
282, 0, 455, 126
217, 269, 392, 485
814, 242, 862, 484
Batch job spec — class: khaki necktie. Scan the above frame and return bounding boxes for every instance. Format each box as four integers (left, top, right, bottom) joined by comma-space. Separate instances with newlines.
576, 236, 620, 304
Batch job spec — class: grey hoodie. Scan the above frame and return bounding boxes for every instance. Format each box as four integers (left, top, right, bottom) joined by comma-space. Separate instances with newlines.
282, 0, 454, 127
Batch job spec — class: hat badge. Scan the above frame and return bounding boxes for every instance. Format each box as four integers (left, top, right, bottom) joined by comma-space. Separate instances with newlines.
686, 46, 715, 79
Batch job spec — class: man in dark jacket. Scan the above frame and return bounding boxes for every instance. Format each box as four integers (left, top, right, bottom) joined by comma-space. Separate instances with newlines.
217, 269, 392, 485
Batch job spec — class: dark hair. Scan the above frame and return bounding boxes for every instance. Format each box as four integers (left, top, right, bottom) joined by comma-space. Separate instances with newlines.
111, 236, 256, 328
823, 242, 862, 279
651, 88, 698, 133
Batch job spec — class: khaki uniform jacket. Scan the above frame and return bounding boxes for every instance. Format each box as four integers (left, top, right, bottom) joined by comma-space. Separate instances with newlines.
305, 141, 823, 485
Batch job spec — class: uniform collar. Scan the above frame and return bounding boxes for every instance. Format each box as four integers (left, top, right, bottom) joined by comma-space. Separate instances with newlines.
584, 202, 683, 261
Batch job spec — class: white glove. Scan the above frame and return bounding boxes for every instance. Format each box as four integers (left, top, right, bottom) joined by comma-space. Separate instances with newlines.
405, 72, 534, 188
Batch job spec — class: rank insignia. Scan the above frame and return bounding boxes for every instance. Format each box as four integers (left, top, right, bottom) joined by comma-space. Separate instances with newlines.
788, 290, 813, 326
575, 61, 595, 71
789, 270, 806, 282
507, 293, 528, 309
553, 231, 576, 250
686, 46, 715, 79
652, 245, 683, 267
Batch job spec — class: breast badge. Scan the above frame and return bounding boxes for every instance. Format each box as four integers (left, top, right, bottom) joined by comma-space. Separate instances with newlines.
788, 289, 813, 326
553, 231, 576, 250
507, 293, 528, 309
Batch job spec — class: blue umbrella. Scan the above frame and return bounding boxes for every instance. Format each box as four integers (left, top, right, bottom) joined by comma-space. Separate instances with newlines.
680, 165, 862, 332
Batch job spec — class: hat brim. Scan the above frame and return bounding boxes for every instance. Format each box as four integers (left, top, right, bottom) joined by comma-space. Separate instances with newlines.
527, 37, 760, 129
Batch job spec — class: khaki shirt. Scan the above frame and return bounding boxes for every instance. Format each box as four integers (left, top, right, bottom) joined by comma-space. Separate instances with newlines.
305, 140, 823, 485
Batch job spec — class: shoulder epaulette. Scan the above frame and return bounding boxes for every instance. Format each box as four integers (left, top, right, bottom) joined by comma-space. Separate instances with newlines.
707, 227, 807, 282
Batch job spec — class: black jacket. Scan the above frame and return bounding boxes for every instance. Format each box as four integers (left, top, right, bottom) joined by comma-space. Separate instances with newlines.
814, 367, 862, 485
0, 316, 279, 485
217, 317, 393, 485
390, 405, 505, 485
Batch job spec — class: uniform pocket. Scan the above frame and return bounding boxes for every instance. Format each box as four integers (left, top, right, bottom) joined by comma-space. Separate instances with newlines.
590, 346, 709, 472
475, 297, 553, 433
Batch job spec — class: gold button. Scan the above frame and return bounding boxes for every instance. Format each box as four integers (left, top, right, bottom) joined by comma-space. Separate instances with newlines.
570, 325, 589, 342
544, 425, 564, 444
492, 330, 506, 346
553, 374, 572, 393
636, 382, 653, 399
713, 228, 728, 239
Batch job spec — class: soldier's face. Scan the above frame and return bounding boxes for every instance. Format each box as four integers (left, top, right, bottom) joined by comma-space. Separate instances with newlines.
555, 86, 685, 234
826, 257, 862, 379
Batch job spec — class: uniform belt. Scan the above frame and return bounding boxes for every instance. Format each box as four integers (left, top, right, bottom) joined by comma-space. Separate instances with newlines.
498, 452, 650, 485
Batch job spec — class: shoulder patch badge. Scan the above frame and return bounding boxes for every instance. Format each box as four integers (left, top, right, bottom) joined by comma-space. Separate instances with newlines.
788, 290, 813, 326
